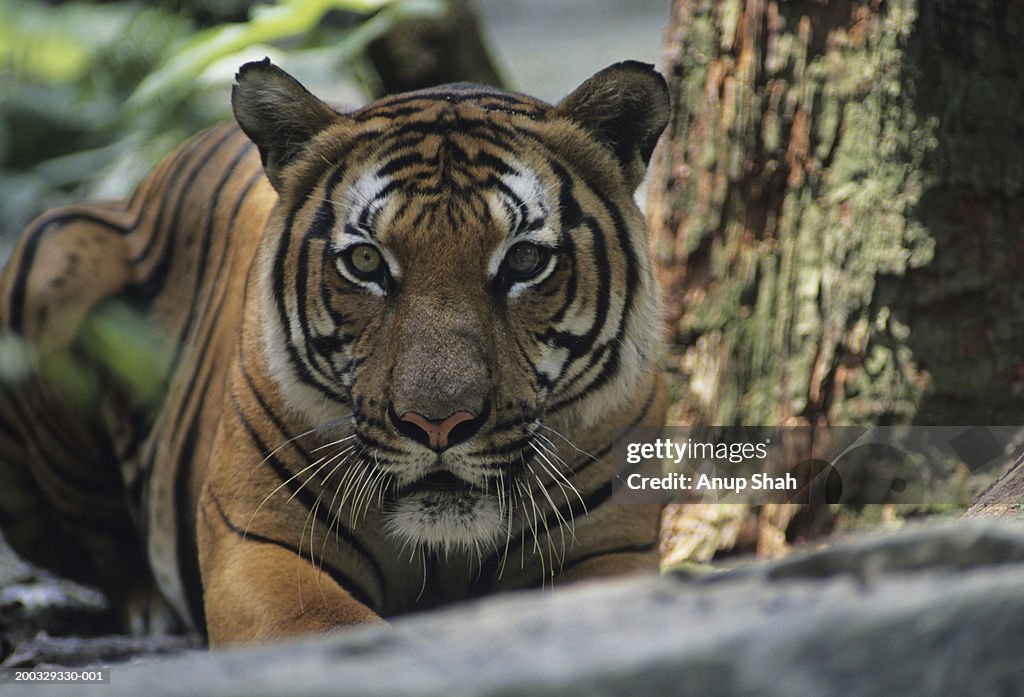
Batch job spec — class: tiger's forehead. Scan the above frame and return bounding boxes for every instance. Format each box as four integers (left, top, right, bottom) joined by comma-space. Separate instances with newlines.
319, 89, 562, 273
352, 83, 550, 122
334, 85, 557, 204
340, 160, 551, 233
326, 154, 554, 291
334, 99, 556, 237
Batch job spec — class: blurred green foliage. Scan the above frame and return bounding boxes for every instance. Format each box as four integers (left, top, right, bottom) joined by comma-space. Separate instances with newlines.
0, 0, 444, 257
0, 0, 445, 395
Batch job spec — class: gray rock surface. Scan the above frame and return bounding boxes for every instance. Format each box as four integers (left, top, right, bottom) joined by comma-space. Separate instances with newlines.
0, 534, 114, 669
9, 518, 1024, 696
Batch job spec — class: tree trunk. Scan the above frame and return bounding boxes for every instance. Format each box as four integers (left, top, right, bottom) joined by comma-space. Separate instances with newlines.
650, 0, 1024, 429
649, 0, 1024, 547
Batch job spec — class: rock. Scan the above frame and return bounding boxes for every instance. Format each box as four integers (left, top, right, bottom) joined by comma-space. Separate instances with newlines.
7, 518, 1024, 696
2, 633, 199, 673
0, 533, 201, 672
0, 532, 120, 669
0, 579, 109, 638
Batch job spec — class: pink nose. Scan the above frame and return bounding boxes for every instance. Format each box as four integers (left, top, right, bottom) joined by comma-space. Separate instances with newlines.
400, 410, 476, 450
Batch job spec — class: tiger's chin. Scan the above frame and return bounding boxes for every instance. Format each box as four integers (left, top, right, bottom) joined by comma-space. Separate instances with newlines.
384, 489, 504, 556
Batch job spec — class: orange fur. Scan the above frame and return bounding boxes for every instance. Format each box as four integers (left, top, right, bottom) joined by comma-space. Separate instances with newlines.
0, 61, 670, 642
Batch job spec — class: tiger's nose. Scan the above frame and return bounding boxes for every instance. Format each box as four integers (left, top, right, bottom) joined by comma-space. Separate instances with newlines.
394, 406, 487, 451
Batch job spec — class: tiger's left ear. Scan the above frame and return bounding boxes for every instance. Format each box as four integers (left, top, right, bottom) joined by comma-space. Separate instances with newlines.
555, 61, 670, 192
232, 58, 344, 192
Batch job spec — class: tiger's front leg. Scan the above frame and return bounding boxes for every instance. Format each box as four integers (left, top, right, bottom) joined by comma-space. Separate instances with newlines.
196, 399, 385, 645
198, 503, 383, 645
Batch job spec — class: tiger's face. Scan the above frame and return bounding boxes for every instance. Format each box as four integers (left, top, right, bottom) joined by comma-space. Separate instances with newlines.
233, 61, 669, 555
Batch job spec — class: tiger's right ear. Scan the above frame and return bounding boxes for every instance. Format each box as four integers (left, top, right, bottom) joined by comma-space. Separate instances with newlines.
555, 61, 670, 192
232, 58, 343, 192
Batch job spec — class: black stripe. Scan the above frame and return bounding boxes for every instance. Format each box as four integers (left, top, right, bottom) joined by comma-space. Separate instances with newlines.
234, 347, 388, 596
271, 214, 329, 396
16, 388, 124, 500
474, 380, 658, 586
128, 128, 239, 308
228, 385, 386, 605
376, 133, 442, 160
557, 190, 644, 406
356, 89, 544, 119
530, 541, 658, 585
360, 118, 522, 147
473, 151, 516, 177
294, 230, 324, 384
128, 131, 220, 267
271, 158, 359, 402
376, 152, 424, 177
147, 135, 255, 479
135, 131, 252, 498
539, 220, 610, 361
206, 489, 375, 611
472, 436, 531, 458
545, 165, 583, 325
168, 146, 260, 625
7, 212, 132, 332
171, 136, 255, 354
175, 375, 210, 630
509, 329, 553, 392
308, 202, 337, 240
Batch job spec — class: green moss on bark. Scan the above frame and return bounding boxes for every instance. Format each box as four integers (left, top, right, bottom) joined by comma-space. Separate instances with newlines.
651, 0, 1024, 427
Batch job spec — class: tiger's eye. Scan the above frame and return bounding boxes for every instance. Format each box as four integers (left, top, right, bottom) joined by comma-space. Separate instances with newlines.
349, 244, 382, 275
507, 243, 542, 274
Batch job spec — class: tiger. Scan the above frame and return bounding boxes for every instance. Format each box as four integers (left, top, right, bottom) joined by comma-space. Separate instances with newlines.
0, 58, 670, 645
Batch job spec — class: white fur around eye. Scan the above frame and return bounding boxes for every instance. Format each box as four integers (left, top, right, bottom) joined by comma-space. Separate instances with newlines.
333, 169, 404, 284
484, 166, 560, 298
347, 171, 390, 220
334, 239, 396, 296
505, 250, 558, 298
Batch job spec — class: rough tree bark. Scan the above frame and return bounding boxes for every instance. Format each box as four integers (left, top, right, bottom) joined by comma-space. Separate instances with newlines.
648, 0, 1024, 550
650, 0, 1024, 428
